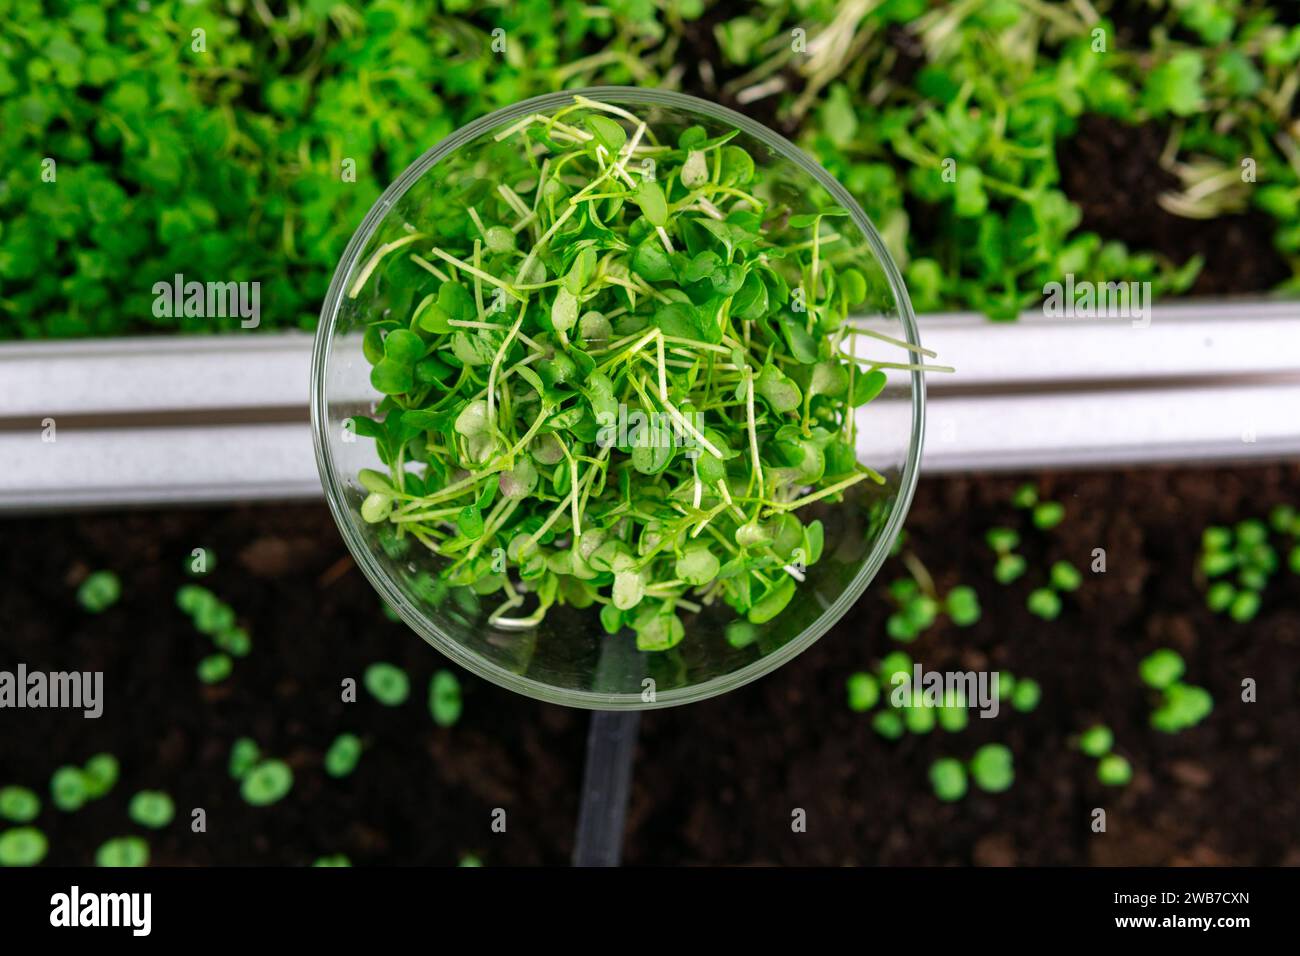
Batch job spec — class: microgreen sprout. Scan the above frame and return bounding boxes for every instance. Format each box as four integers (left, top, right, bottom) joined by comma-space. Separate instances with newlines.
459, 854, 483, 867
77, 570, 121, 613
0, 786, 40, 823
0, 827, 48, 866
429, 670, 463, 727
1198, 511, 1293, 620
929, 758, 968, 802
50, 766, 88, 812
325, 734, 363, 778
1032, 501, 1065, 530
128, 790, 175, 829
871, 710, 905, 740
1140, 648, 1213, 733
347, 95, 937, 651
197, 653, 233, 684
969, 743, 1015, 793
986, 527, 1026, 584
1010, 677, 1041, 713
364, 663, 410, 706
1078, 724, 1114, 758
846, 672, 879, 712
1011, 483, 1038, 509
1097, 754, 1133, 787
228, 737, 260, 780
96, 836, 149, 868
1026, 587, 1062, 621
1075, 724, 1132, 786
884, 550, 979, 641
313, 855, 352, 867
82, 753, 119, 799
177, 585, 250, 680
241, 759, 293, 807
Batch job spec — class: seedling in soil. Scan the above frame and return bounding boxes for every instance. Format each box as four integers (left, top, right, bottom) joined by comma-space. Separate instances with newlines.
1199, 512, 1294, 621
228, 737, 260, 780
177, 584, 251, 681
77, 570, 121, 613
1075, 724, 1132, 786
96, 836, 149, 867
846, 672, 879, 712
0, 786, 40, 823
884, 549, 981, 642
986, 527, 1025, 584
50, 765, 88, 812
929, 758, 968, 802
459, 854, 484, 867
871, 710, 905, 740
82, 753, 119, 799
429, 670, 463, 727
1078, 724, 1114, 758
241, 760, 294, 807
348, 95, 946, 651
197, 653, 233, 684
1010, 677, 1041, 713
0, 827, 48, 866
364, 662, 410, 706
128, 790, 175, 829
1012, 483, 1038, 510
1097, 753, 1133, 787
1026, 587, 1062, 620
314, 855, 352, 867
325, 734, 363, 778
1032, 501, 1065, 531
1140, 648, 1213, 733
969, 743, 1015, 793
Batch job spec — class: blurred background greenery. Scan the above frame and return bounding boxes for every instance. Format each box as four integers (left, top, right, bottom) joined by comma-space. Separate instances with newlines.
2, 0, 1297, 338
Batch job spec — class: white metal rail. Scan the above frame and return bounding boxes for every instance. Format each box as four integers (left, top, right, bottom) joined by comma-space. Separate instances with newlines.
1, 300, 1297, 510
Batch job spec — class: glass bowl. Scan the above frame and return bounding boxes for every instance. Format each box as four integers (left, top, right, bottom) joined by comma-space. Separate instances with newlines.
311, 87, 924, 709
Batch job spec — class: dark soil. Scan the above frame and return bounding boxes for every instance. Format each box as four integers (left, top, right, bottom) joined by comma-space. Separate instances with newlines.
2, 464, 1298, 866
1058, 115, 1290, 297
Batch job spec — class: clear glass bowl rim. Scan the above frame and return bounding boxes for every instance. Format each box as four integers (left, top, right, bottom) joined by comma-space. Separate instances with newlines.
311, 86, 927, 710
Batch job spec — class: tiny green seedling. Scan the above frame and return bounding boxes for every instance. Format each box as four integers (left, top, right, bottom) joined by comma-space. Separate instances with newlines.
177, 584, 251, 681
1075, 724, 1131, 786
1026, 587, 1061, 620
459, 854, 484, 867
314, 854, 352, 867
0, 827, 48, 866
1139, 648, 1213, 733
1032, 501, 1065, 530
197, 653, 233, 684
364, 662, 410, 706
969, 743, 1014, 793
884, 549, 980, 641
77, 570, 121, 613
82, 753, 119, 799
0, 786, 41, 823
50, 765, 88, 812
1010, 677, 1041, 712
228, 737, 260, 780
1097, 753, 1133, 787
128, 790, 175, 829
325, 734, 363, 778
1078, 724, 1114, 758
929, 758, 968, 802
96, 836, 149, 867
846, 672, 879, 712
1199, 511, 1294, 621
241, 759, 294, 807
429, 670, 463, 727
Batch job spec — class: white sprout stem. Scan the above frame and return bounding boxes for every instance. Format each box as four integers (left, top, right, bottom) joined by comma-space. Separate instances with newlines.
347, 232, 427, 298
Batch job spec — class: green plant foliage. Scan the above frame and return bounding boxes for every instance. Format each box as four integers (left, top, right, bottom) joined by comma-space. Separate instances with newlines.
76, 570, 121, 613
324, 734, 363, 778
241, 759, 294, 807
364, 663, 410, 706
128, 790, 175, 829
969, 743, 1014, 793
429, 670, 463, 727
0, 827, 48, 866
0, 786, 41, 823
929, 757, 967, 802
96, 836, 149, 867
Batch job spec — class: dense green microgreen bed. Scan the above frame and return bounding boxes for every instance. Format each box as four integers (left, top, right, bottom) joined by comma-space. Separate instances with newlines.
348, 97, 933, 648
4, 1, 1297, 340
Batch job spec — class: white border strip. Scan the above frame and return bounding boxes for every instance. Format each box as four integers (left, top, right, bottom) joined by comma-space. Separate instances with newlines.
2, 301, 1298, 509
